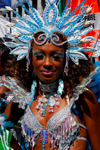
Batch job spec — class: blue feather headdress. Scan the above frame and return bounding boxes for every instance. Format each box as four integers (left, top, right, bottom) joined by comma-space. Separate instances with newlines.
4, 0, 98, 74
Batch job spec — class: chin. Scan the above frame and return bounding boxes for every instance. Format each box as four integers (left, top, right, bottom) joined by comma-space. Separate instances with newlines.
39, 80, 54, 84
39, 77, 59, 84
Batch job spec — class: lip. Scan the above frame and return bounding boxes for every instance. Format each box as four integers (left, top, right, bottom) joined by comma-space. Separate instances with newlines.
41, 70, 56, 76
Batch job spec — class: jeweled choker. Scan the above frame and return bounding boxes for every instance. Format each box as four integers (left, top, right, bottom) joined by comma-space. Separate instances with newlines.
39, 80, 58, 93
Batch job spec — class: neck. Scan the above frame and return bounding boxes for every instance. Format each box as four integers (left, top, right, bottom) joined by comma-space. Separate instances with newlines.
39, 80, 58, 94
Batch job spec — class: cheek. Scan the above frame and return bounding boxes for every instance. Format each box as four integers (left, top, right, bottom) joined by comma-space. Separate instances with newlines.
32, 57, 43, 70
53, 60, 64, 70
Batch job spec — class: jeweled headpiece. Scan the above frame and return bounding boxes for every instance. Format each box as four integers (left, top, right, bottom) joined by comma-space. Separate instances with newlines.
5, 0, 97, 74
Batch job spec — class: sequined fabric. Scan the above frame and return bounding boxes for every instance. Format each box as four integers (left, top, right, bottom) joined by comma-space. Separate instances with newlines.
22, 100, 80, 149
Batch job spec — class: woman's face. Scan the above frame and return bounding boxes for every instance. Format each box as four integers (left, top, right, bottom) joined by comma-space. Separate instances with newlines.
32, 42, 64, 83
4, 59, 15, 77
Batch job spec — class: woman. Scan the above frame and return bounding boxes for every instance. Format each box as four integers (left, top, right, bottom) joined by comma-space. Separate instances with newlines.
1, 0, 100, 150
0, 50, 17, 103
0, 51, 22, 150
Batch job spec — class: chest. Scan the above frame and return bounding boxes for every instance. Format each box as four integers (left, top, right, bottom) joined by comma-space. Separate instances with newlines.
30, 98, 67, 127
22, 102, 81, 149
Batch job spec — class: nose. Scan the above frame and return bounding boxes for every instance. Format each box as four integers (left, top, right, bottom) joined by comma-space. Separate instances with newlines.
43, 56, 53, 69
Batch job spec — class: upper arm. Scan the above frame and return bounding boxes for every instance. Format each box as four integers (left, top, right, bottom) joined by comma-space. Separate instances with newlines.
0, 85, 9, 97
4, 102, 24, 124
79, 89, 100, 150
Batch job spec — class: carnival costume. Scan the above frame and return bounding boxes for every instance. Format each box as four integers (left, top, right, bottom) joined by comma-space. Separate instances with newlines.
0, 0, 99, 150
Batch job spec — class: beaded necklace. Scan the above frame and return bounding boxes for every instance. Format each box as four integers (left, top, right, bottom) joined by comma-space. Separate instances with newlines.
36, 92, 60, 117
40, 129, 48, 150
31, 79, 64, 117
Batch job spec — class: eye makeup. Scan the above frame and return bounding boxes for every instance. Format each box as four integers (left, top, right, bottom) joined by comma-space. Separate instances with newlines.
50, 53, 64, 60
33, 53, 46, 60
33, 51, 46, 60
32, 50, 64, 61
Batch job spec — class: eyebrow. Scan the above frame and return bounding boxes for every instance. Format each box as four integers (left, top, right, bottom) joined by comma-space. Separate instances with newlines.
33, 49, 45, 54
50, 51, 64, 55
33, 49, 64, 54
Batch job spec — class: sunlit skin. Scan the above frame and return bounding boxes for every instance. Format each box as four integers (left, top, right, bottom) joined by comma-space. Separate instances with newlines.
32, 42, 64, 83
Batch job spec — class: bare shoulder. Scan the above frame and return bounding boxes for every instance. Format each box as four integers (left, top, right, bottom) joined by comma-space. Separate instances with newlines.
78, 88, 100, 149
78, 88, 100, 116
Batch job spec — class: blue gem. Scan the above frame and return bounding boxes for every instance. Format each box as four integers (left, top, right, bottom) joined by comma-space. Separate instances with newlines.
43, 138, 45, 141
44, 105, 46, 108
45, 104, 48, 107
54, 37, 56, 40
42, 145, 45, 148
42, 142, 45, 145
41, 36, 44, 39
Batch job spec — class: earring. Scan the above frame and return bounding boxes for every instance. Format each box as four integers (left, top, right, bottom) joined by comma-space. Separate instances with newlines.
32, 71, 37, 80
64, 50, 68, 76
30, 80, 37, 103
32, 71, 35, 77
26, 47, 31, 72
57, 79, 64, 97
63, 72, 66, 80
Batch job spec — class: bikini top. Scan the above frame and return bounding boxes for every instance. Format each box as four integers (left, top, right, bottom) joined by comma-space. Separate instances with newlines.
21, 100, 87, 149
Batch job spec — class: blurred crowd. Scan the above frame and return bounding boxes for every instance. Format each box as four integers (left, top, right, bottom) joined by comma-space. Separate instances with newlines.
0, 38, 22, 148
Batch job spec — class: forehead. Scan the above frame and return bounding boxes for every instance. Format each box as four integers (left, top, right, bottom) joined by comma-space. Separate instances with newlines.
32, 42, 64, 53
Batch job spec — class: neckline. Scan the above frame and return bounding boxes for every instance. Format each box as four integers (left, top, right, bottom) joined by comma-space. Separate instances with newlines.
28, 100, 73, 128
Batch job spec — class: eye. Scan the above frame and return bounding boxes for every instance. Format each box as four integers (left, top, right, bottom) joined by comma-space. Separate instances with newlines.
51, 54, 64, 61
36, 54, 44, 60
33, 53, 45, 60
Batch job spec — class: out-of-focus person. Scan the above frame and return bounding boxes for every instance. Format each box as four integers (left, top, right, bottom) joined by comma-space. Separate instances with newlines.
0, 50, 22, 150
1, 50, 17, 78
0, 50, 17, 109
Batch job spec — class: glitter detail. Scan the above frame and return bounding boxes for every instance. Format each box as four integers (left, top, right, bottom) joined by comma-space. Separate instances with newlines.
22, 100, 80, 149
39, 80, 58, 93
